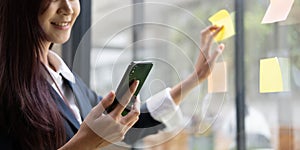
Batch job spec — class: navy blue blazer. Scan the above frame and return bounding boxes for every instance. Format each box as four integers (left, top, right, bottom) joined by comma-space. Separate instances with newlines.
0, 73, 165, 149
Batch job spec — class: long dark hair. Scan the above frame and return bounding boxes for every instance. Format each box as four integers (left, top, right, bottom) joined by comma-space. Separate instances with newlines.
0, 0, 65, 149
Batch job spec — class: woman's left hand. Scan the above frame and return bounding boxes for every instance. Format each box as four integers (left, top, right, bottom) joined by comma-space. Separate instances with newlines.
170, 25, 225, 105
193, 25, 225, 84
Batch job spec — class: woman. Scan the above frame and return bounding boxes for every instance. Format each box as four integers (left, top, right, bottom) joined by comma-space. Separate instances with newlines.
0, 0, 224, 149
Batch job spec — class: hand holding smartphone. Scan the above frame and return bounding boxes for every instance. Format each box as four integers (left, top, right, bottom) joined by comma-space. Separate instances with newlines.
105, 61, 153, 115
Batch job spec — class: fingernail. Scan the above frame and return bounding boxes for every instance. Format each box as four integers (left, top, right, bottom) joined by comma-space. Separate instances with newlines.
108, 91, 115, 98
135, 80, 140, 86
220, 43, 225, 49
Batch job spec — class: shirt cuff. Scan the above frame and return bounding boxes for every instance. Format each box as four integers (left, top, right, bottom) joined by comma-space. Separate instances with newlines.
146, 88, 184, 131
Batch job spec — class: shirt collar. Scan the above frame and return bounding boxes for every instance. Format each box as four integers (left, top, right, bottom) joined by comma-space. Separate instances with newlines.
48, 50, 76, 83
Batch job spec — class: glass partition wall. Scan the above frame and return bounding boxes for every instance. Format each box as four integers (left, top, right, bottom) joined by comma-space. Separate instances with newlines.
71, 0, 300, 149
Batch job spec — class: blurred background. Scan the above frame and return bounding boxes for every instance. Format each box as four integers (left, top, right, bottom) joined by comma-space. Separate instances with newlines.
53, 0, 300, 149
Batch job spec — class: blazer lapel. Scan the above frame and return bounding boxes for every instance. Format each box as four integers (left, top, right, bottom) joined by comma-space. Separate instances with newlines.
65, 77, 92, 119
49, 87, 80, 130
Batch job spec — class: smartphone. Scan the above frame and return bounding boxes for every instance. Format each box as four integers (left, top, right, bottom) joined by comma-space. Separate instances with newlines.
105, 61, 153, 115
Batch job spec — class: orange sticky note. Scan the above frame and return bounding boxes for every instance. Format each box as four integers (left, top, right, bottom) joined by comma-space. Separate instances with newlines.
208, 62, 227, 93
261, 0, 294, 24
209, 9, 235, 42
260, 57, 290, 93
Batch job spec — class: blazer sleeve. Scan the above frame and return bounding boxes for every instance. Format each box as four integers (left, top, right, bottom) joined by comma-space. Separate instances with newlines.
123, 104, 166, 145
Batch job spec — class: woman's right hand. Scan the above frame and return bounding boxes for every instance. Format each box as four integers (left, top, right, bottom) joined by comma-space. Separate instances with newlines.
59, 80, 140, 150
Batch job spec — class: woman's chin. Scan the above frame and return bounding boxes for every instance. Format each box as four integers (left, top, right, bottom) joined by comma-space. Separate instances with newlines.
52, 38, 70, 44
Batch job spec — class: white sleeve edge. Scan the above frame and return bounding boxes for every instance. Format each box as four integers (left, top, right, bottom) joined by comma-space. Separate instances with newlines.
146, 88, 184, 131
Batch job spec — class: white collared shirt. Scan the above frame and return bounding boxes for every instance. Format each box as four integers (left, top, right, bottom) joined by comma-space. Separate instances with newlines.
46, 51, 82, 124
46, 50, 183, 131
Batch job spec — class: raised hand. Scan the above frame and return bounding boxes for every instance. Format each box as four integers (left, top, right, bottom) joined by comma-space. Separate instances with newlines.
194, 25, 225, 83
170, 25, 225, 105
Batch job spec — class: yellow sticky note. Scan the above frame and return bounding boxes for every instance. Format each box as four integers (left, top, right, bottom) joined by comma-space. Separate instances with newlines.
208, 62, 227, 93
260, 57, 290, 93
261, 0, 294, 24
209, 9, 235, 42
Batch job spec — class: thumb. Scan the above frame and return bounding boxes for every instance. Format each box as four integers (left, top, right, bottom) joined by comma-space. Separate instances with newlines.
93, 91, 115, 118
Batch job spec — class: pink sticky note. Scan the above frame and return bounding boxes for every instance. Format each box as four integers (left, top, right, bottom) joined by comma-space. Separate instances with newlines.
208, 62, 227, 93
262, 0, 294, 24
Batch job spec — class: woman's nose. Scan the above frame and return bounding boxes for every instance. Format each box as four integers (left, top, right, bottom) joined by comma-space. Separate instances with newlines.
57, 0, 74, 15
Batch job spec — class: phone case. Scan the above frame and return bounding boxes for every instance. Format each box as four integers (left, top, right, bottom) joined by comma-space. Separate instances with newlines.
105, 61, 153, 114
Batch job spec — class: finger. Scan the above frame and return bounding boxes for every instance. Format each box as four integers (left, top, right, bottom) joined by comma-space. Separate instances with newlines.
117, 98, 141, 136
120, 97, 141, 125
210, 26, 224, 40
201, 25, 219, 45
122, 101, 141, 132
205, 26, 224, 54
121, 120, 137, 134
210, 43, 225, 65
201, 25, 219, 37
110, 80, 139, 117
92, 91, 115, 118
201, 26, 223, 55
120, 110, 140, 134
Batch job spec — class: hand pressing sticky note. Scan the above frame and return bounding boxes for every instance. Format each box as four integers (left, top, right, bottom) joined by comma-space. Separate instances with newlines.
261, 0, 294, 24
208, 62, 227, 93
209, 9, 235, 42
260, 57, 290, 93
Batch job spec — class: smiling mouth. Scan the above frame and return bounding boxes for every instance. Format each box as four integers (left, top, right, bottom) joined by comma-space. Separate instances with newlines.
51, 22, 71, 27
